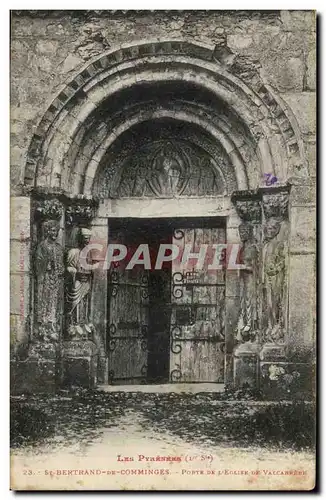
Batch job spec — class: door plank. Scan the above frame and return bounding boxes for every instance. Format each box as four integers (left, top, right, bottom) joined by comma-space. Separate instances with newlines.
170, 225, 226, 383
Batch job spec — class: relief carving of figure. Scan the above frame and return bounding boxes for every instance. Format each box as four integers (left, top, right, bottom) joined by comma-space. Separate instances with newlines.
66, 228, 93, 336
237, 223, 259, 343
35, 220, 64, 342
150, 153, 182, 196
149, 143, 189, 197
262, 217, 286, 342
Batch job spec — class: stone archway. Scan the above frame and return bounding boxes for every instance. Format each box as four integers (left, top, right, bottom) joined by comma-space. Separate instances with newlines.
24, 40, 307, 191
12, 40, 310, 393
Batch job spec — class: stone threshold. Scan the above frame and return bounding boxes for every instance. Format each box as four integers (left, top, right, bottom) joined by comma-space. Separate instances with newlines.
97, 383, 225, 393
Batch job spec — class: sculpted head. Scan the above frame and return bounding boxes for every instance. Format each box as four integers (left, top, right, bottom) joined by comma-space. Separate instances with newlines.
43, 220, 60, 241
80, 227, 92, 246
264, 218, 281, 241
238, 223, 253, 243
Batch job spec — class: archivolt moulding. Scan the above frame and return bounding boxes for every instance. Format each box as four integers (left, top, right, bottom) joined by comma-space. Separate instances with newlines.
23, 40, 306, 192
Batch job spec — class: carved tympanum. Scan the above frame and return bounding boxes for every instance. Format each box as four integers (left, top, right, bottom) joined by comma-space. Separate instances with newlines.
35, 220, 64, 342
99, 139, 225, 198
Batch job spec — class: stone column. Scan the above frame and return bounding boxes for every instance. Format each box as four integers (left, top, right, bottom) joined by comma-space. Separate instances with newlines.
224, 209, 242, 388
230, 191, 262, 390
288, 179, 316, 351
287, 179, 315, 399
90, 216, 109, 384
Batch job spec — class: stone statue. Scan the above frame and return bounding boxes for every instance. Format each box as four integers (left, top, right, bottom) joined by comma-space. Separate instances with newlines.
35, 220, 64, 342
262, 217, 286, 342
66, 228, 93, 335
237, 222, 259, 343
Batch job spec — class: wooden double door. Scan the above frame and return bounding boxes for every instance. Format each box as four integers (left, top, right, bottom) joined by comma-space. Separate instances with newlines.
107, 219, 226, 384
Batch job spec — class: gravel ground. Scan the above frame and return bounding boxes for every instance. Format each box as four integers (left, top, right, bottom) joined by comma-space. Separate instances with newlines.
11, 390, 314, 451
10, 391, 316, 490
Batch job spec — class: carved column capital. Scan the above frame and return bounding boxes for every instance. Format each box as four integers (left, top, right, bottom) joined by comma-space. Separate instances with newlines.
262, 192, 289, 220
259, 184, 291, 220
65, 198, 98, 227
34, 198, 64, 221
231, 191, 262, 223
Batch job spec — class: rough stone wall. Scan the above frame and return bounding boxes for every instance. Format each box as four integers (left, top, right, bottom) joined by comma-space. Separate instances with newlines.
11, 10, 316, 191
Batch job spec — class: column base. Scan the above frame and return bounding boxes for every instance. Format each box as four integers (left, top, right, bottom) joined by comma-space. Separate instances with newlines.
11, 341, 60, 394
97, 353, 109, 384
62, 340, 98, 389
259, 344, 313, 400
233, 342, 259, 390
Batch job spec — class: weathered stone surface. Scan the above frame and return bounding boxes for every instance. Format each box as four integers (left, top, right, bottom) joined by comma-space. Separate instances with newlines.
10, 272, 29, 317
59, 53, 84, 74
35, 39, 59, 55
10, 239, 30, 273
11, 342, 61, 394
28, 341, 59, 360
10, 313, 26, 345
233, 342, 259, 389
10, 11, 316, 191
227, 34, 253, 50
282, 92, 316, 135
9, 11, 316, 397
280, 10, 316, 32
260, 362, 313, 400
259, 344, 287, 362
62, 340, 98, 388
290, 180, 316, 205
11, 359, 57, 394
97, 355, 109, 384
303, 138, 317, 176
224, 296, 240, 353
261, 56, 304, 93
288, 253, 315, 347
10, 197, 31, 239
290, 206, 316, 253
306, 49, 316, 91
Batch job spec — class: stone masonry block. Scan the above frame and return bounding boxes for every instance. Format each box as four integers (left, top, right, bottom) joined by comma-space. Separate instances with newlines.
10, 239, 30, 274
10, 197, 31, 239
282, 92, 316, 135
290, 206, 316, 253
10, 272, 30, 317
